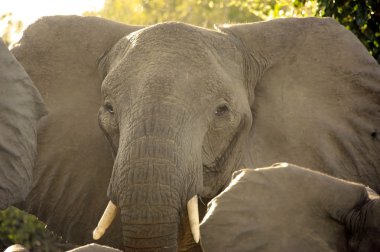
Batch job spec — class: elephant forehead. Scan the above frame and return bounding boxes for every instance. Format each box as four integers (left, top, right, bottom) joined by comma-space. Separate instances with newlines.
102, 22, 245, 105
124, 22, 242, 68
128, 22, 214, 50
125, 40, 215, 70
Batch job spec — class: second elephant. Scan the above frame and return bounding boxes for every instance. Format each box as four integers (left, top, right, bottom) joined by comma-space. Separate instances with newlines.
0, 39, 46, 210
201, 163, 380, 252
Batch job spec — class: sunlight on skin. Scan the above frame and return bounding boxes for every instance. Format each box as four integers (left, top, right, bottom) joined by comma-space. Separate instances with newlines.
200, 170, 246, 225
200, 163, 289, 225
200, 200, 218, 225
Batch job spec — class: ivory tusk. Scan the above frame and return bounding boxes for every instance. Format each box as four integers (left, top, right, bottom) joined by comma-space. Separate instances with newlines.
187, 195, 200, 243
93, 201, 118, 240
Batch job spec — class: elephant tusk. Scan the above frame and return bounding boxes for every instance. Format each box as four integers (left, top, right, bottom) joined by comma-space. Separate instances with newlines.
187, 195, 200, 243
93, 201, 118, 240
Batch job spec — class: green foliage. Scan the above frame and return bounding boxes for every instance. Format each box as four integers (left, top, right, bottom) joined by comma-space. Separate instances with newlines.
86, 0, 319, 27
0, 13, 23, 47
228, 0, 317, 19
86, 0, 317, 27
86, 0, 262, 27
0, 207, 67, 251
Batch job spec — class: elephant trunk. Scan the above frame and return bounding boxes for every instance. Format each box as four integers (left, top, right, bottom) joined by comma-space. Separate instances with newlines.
121, 202, 179, 251
105, 102, 201, 250
117, 139, 181, 251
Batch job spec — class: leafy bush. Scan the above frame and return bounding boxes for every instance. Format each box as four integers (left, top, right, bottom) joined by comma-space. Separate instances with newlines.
0, 207, 70, 251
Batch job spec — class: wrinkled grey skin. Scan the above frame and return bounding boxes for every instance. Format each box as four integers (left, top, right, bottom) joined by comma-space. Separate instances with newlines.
201, 163, 380, 252
0, 39, 46, 210
11, 16, 380, 251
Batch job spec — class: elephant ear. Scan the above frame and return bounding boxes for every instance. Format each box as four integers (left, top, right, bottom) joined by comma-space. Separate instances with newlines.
11, 16, 142, 247
200, 163, 376, 252
0, 39, 46, 209
220, 18, 380, 191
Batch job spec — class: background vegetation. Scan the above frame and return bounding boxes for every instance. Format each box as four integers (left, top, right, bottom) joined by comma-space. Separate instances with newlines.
0, 207, 68, 251
0, 0, 379, 250
0, 13, 23, 47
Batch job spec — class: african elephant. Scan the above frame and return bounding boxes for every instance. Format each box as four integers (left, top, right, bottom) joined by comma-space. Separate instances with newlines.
0, 39, 46, 210
201, 163, 380, 252
10, 15, 380, 251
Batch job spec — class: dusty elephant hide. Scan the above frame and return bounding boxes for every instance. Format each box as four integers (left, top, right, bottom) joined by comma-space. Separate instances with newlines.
0, 39, 46, 209
201, 163, 380, 252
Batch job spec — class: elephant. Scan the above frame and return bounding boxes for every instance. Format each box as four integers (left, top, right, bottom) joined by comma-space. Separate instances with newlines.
0, 39, 46, 210
9, 15, 380, 251
200, 163, 380, 252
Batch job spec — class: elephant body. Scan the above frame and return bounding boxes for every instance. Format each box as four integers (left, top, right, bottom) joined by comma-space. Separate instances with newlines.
201, 163, 380, 252
8, 15, 380, 251
0, 39, 46, 210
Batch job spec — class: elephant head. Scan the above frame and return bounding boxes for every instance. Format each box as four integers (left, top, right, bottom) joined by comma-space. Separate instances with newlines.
12, 16, 380, 251
92, 22, 255, 250
0, 39, 46, 210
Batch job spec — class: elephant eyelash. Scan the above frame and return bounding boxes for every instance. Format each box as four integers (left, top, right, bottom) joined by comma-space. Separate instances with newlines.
215, 104, 230, 117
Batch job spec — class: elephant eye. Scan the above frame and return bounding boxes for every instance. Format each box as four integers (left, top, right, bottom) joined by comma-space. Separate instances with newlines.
104, 103, 114, 114
215, 104, 230, 117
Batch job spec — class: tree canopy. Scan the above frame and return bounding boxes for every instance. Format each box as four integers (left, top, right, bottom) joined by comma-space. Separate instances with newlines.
0, 13, 23, 47
86, 0, 319, 27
